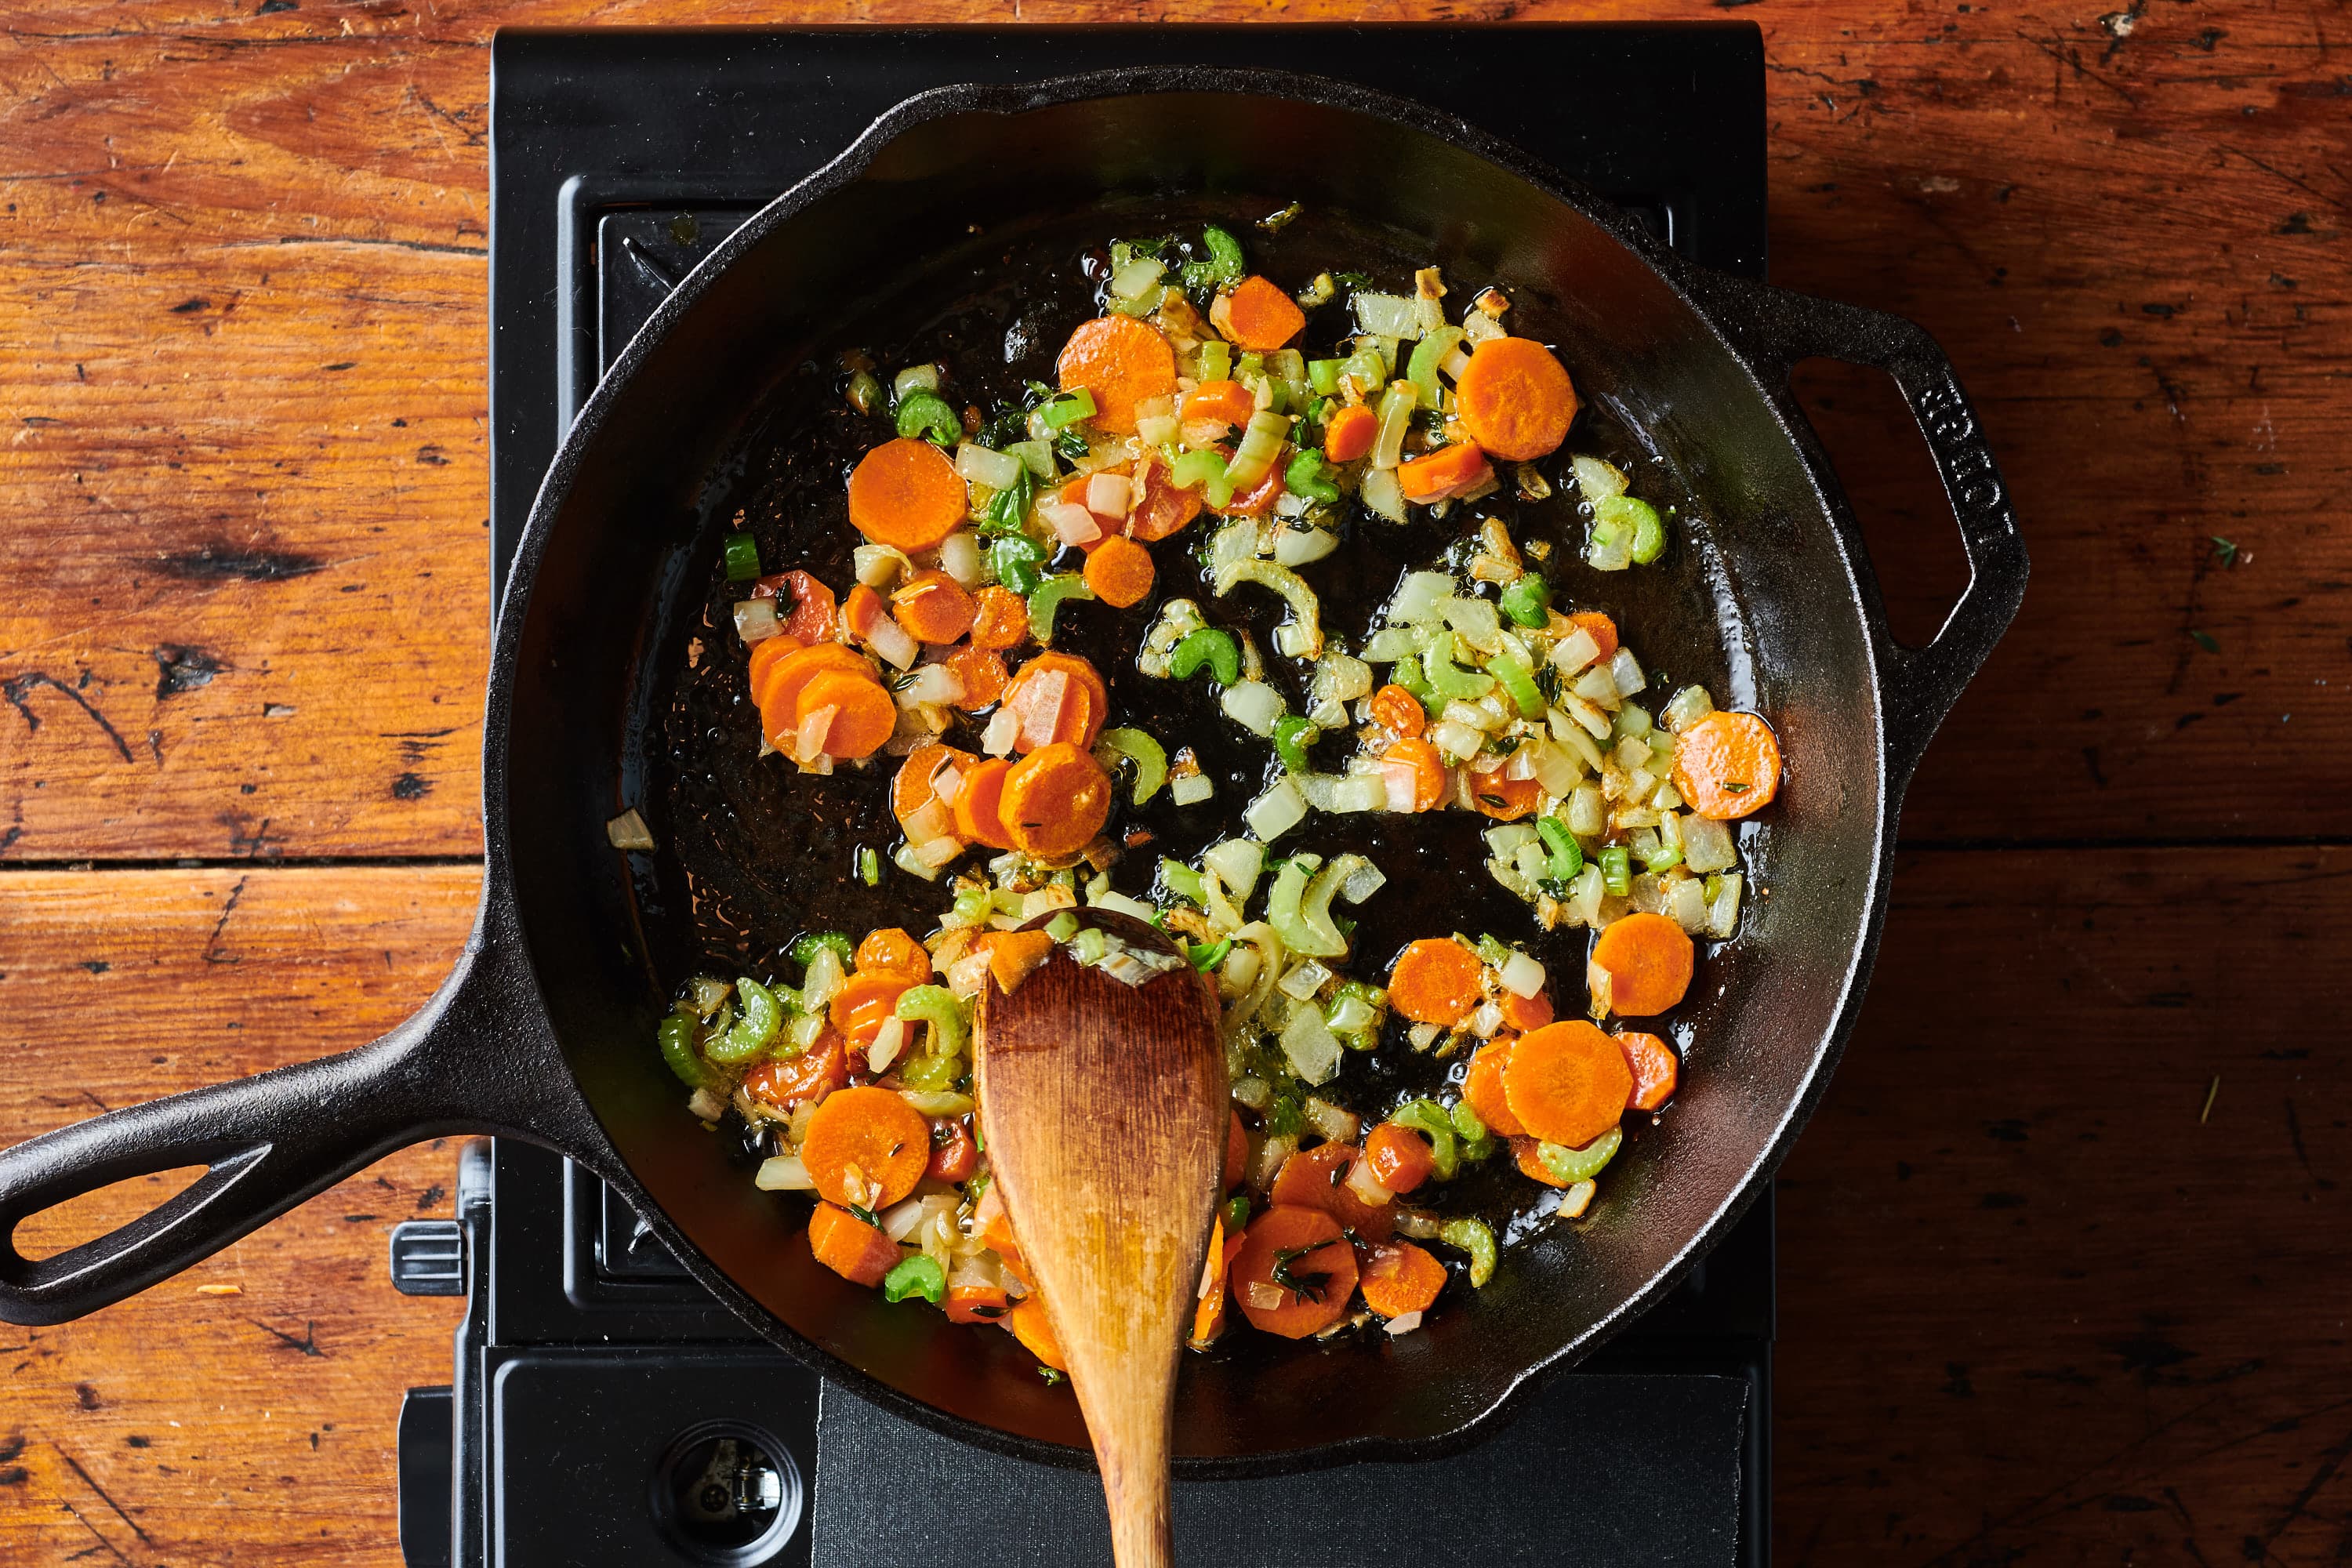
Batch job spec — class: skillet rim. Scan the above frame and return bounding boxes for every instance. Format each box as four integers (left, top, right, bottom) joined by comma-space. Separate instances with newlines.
497, 64, 1896, 1477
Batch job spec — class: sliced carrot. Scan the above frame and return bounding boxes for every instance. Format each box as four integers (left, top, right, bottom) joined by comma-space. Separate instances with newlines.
1500, 989, 1554, 1034
1358, 1240, 1446, 1319
1461, 1037, 1527, 1138
968, 585, 1029, 651
1381, 737, 1447, 813
1128, 458, 1205, 543
746, 633, 806, 708
951, 757, 1017, 850
807, 1201, 902, 1288
1225, 1109, 1248, 1192
829, 971, 912, 1047
758, 643, 875, 750
1566, 611, 1618, 662
1218, 275, 1306, 351
982, 928, 1054, 995
1364, 1121, 1436, 1196
848, 436, 969, 551
1191, 1217, 1231, 1348
1503, 1020, 1635, 1149
892, 743, 977, 830
1003, 652, 1109, 752
1387, 936, 1483, 1026
946, 1283, 1010, 1324
1397, 441, 1494, 504
974, 1181, 1023, 1272
1588, 912, 1696, 1017
799, 1084, 931, 1210
1323, 402, 1378, 463
1055, 315, 1177, 435
1231, 1205, 1358, 1339
1366, 683, 1425, 741
1269, 1142, 1395, 1242
1616, 1030, 1680, 1112
1007, 1296, 1069, 1371
1671, 710, 1783, 820
944, 645, 1008, 711
1083, 535, 1156, 609
1182, 379, 1257, 430
1468, 771, 1539, 821
925, 1116, 978, 1183
1002, 742, 1113, 860
754, 570, 839, 644
1512, 1135, 1579, 1189
795, 669, 896, 761
855, 927, 931, 986
891, 569, 978, 645
1454, 336, 1579, 462
1210, 461, 1284, 517
742, 1030, 848, 1111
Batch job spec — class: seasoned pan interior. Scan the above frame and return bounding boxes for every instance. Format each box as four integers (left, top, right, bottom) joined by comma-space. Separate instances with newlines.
497, 84, 1885, 1468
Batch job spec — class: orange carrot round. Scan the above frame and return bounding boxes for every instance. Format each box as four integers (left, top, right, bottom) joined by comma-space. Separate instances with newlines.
828, 971, 911, 1047
1001, 742, 1112, 859
952, 757, 1017, 851
1397, 441, 1493, 504
1512, 1136, 1580, 1190
1182, 379, 1258, 430
1269, 1142, 1395, 1242
925, 1116, 978, 1183
1192, 1217, 1232, 1347
799, 1085, 931, 1210
807, 1200, 902, 1288
891, 569, 978, 645
1129, 459, 1204, 542
1007, 1295, 1068, 1371
1367, 683, 1425, 739
1498, 987, 1554, 1034
1671, 710, 1782, 820
946, 1282, 1009, 1324
1381, 738, 1447, 813
758, 643, 876, 750
1468, 771, 1539, 822
854, 927, 931, 986
742, 1030, 848, 1111
1502, 1020, 1635, 1149
1461, 1037, 1527, 1137
1210, 461, 1284, 517
1004, 651, 1108, 752
756, 570, 839, 644
1056, 315, 1177, 435
1083, 534, 1156, 609
847, 437, 968, 551
1616, 1030, 1680, 1112
1566, 610, 1618, 662
1587, 912, 1696, 1017
1218, 275, 1306, 351
794, 669, 895, 760
746, 633, 806, 708
1323, 402, 1378, 463
967, 585, 1029, 650
892, 743, 976, 830
944, 645, 1008, 711
1387, 936, 1482, 1025
1231, 1205, 1358, 1339
1358, 1240, 1446, 1319
1454, 336, 1579, 462
1364, 1122, 1436, 1196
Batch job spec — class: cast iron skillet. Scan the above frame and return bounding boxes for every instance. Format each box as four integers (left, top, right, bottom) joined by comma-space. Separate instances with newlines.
0, 71, 2024, 1474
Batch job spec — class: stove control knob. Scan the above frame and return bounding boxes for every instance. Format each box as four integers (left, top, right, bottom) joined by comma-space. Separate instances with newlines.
388, 1219, 467, 1297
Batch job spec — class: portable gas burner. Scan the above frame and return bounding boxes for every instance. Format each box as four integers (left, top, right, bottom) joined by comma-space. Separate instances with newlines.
391, 25, 1773, 1566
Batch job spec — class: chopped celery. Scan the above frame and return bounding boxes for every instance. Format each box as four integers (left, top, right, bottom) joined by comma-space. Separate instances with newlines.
894, 389, 961, 446
1600, 846, 1632, 897
1044, 910, 1080, 943
989, 535, 1048, 595
1499, 571, 1551, 627
1170, 627, 1241, 686
1189, 938, 1232, 972
1037, 388, 1096, 430
1072, 926, 1108, 966
1538, 1127, 1621, 1183
893, 985, 968, 1058
1307, 358, 1346, 395
1423, 632, 1495, 701
1599, 494, 1666, 564
1389, 1101, 1461, 1180
1169, 448, 1236, 509
1199, 339, 1232, 383
721, 532, 761, 583
707, 976, 782, 1065
1391, 651, 1435, 707
1094, 728, 1168, 805
897, 1052, 962, 1091
1450, 1101, 1487, 1141
1283, 448, 1341, 504
1221, 1193, 1252, 1236
858, 847, 880, 886
950, 886, 993, 924
791, 932, 855, 969
1370, 381, 1417, 470
657, 1007, 718, 1089
1272, 714, 1319, 774
882, 1254, 946, 1305
1027, 573, 1095, 644
1536, 817, 1584, 881
1490, 655, 1544, 719
1225, 410, 1291, 491
1159, 858, 1207, 906
1406, 325, 1466, 408
1438, 1216, 1497, 1287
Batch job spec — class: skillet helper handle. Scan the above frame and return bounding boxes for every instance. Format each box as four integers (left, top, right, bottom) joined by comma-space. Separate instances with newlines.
0, 931, 585, 1327
1705, 278, 2030, 787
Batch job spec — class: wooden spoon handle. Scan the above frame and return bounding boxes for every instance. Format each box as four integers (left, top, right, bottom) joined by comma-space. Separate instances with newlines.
1086, 1371, 1174, 1568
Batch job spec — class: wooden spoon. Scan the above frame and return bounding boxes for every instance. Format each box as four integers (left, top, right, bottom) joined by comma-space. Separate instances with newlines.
974, 909, 1227, 1568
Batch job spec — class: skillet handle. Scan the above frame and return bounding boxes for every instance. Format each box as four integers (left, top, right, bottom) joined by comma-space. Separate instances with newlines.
1700, 278, 2029, 789
0, 911, 597, 1327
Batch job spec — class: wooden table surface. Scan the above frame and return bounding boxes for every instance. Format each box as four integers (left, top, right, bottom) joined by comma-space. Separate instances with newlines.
2, 3, 2345, 1563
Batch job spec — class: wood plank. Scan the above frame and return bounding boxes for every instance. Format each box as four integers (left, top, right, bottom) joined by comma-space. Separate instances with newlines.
0, 866, 476, 1568
0, 2, 2346, 860
1776, 843, 2352, 1564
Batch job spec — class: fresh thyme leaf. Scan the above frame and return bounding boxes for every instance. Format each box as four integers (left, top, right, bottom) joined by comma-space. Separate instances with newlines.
848, 1203, 880, 1228
1053, 427, 1089, 462
2190, 630, 2220, 654
1269, 1243, 1334, 1304
1722, 782, 1750, 794
1037, 1366, 1065, 1386
2210, 535, 2239, 567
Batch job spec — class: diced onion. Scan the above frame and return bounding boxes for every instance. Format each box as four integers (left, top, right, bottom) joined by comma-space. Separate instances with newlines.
1275, 528, 1338, 567
1203, 839, 1264, 902
732, 598, 781, 644
895, 663, 965, 710
800, 946, 847, 1014
1281, 1004, 1344, 1086
938, 529, 985, 588
1091, 891, 1160, 924
1305, 1096, 1363, 1145
1279, 959, 1332, 1001
1382, 759, 1422, 814
1360, 466, 1406, 522
1244, 1281, 1287, 1310
1221, 679, 1285, 737
1430, 720, 1484, 762
981, 706, 1020, 757
1551, 626, 1603, 677
854, 543, 911, 588
1439, 596, 1501, 651
1042, 499, 1102, 547
954, 442, 1025, 491
1110, 254, 1166, 300
1086, 470, 1131, 519
795, 704, 839, 764
866, 1017, 908, 1074
1389, 572, 1454, 626
1708, 873, 1744, 939
1383, 1309, 1424, 1335
1245, 779, 1307, 841
1352, 292, 1424, 339
1568, 784, 1607, 837
1499, 950, 1546, 999
1682, 815, 1737, 874
1370, 382, 1417, 470
1135, 412, 1179, 448
605, 808, 655, 851
1330, 775, 1386, 814
1668, 876, 1710, 933
862, 614, 918, 670
1609, 648, 1648, 698
1171, 772, 1216, 806
1571, 455, 1628, 506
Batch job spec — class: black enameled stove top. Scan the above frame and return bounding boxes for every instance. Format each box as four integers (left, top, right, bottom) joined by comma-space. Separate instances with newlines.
394, 25, 1773, 1568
